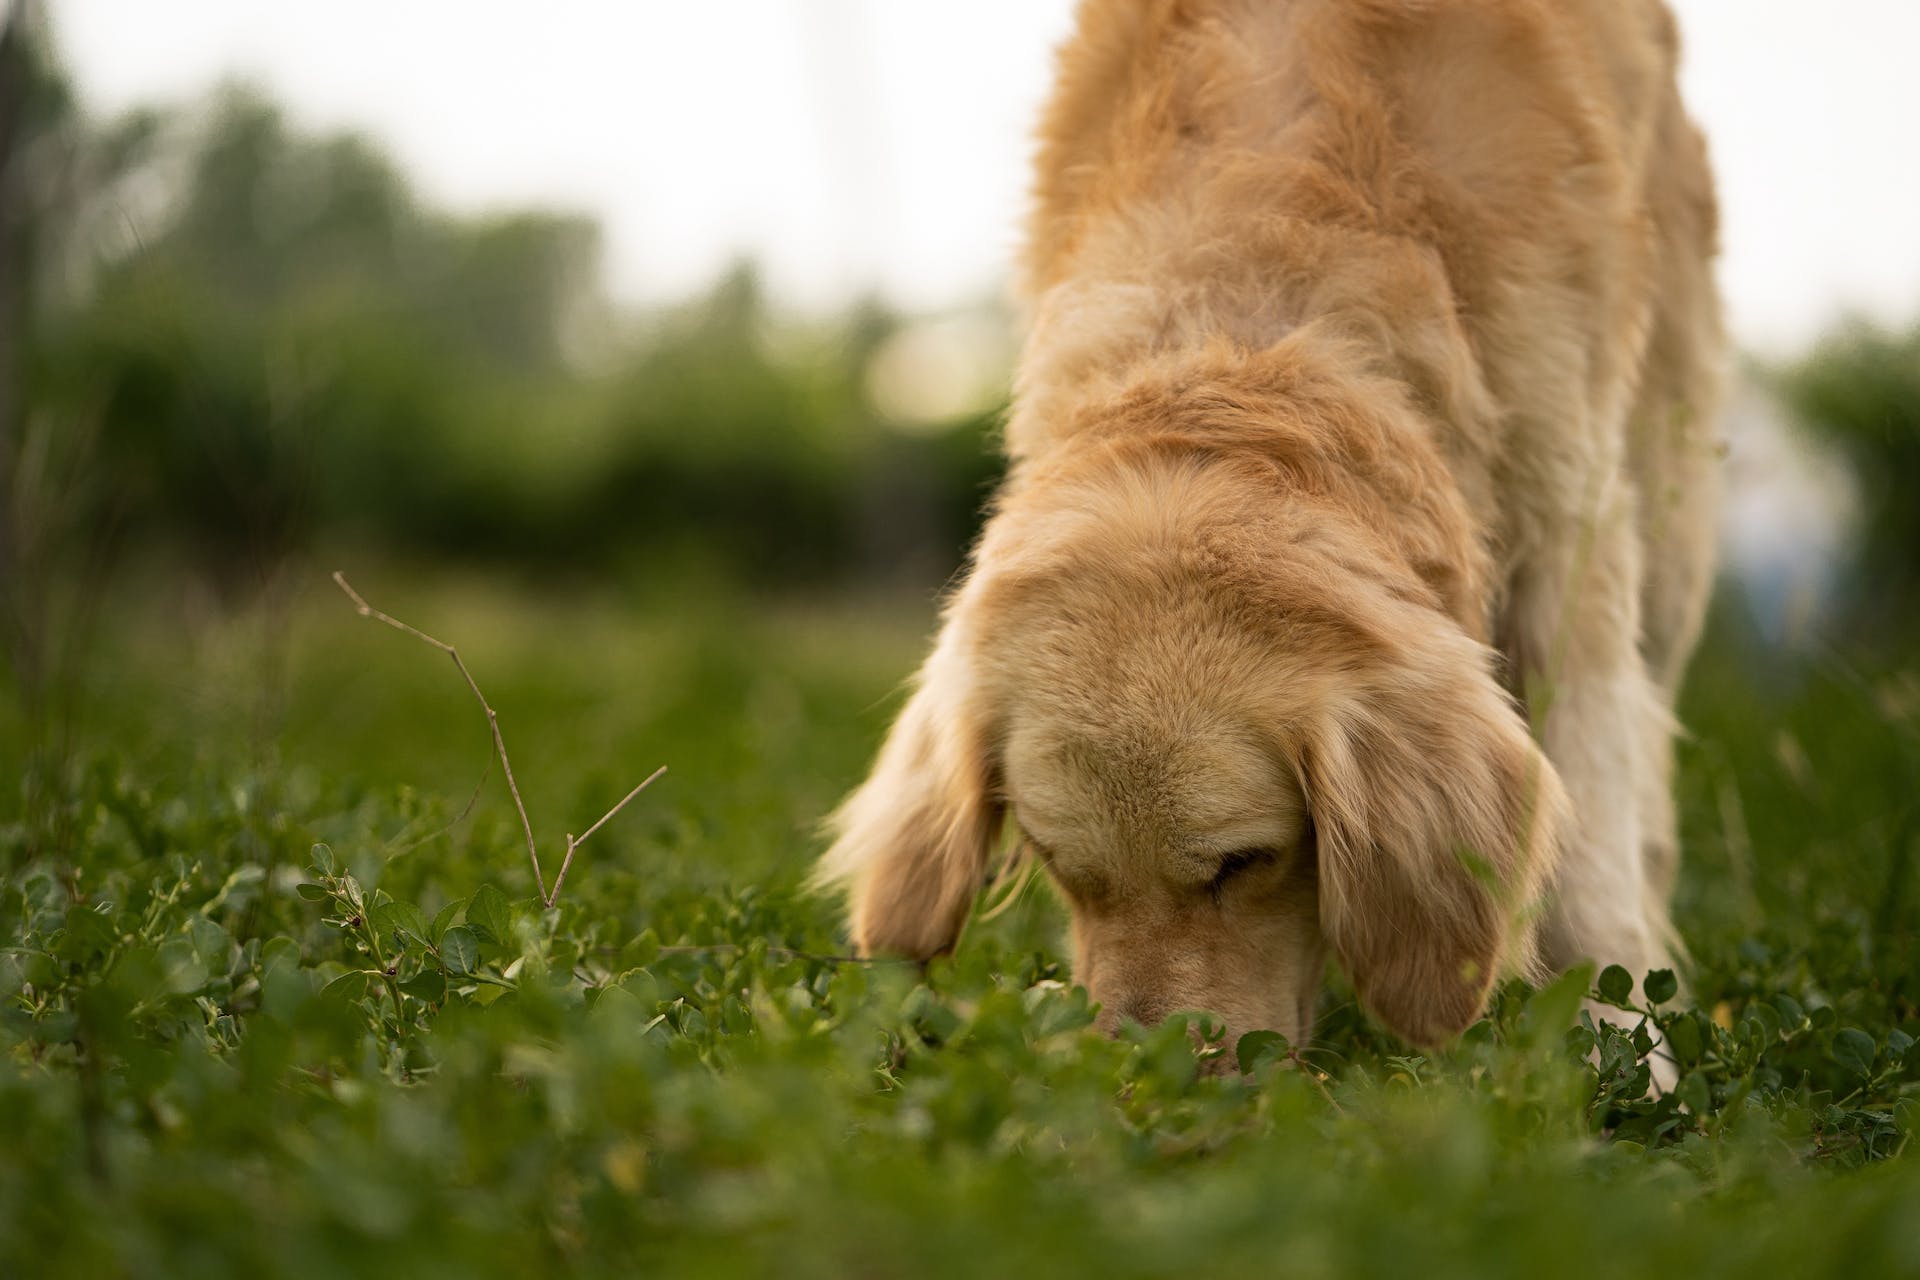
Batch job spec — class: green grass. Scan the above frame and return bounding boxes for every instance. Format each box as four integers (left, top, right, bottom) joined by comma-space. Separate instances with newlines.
4, 569, 1918, 1277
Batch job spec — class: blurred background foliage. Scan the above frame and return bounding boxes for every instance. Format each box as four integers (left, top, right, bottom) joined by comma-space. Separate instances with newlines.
2, 18, 1004, 625
1773, 321, 1920, 637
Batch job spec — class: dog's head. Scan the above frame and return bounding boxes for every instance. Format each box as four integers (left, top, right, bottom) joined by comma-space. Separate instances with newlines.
815, 447, 1562, 1050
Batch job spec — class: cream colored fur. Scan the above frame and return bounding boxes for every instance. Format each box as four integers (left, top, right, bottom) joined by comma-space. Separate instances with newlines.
816, 0, 1723, 1057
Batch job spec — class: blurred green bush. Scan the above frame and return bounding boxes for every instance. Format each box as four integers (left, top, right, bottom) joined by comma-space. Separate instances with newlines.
1775, 321, 1920, 635
8, 61, 1004, 593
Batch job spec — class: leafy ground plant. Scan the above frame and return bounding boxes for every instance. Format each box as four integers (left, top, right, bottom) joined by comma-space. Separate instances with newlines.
3, 578, 1918, 1277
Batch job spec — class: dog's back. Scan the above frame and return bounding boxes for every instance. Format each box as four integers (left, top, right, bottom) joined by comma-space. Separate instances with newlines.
1014, 0, 1720, 602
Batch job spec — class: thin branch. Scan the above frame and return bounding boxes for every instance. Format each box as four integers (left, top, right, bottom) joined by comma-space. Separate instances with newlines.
1287, 1048, 1346, 1113
333, 571, 548, 900
547, 764, 667, 907
333, 570, 666, 906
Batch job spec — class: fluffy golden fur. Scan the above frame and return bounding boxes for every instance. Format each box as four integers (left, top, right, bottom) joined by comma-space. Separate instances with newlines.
818, 0, 1723, 1055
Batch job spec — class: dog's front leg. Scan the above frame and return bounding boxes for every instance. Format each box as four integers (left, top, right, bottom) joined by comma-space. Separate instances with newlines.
1507, 502, 1680, 1089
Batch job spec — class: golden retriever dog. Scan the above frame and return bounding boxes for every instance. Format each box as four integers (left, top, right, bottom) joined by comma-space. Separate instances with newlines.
818, 0, 1723, 1063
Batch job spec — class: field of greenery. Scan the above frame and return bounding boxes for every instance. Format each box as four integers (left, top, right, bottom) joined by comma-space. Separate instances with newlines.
4, 564, 1919, 1277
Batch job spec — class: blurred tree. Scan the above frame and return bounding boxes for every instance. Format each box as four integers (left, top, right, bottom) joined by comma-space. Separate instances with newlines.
0, 3, 26, 597
1777, 321, 1920, 636
1, 0, 87, 708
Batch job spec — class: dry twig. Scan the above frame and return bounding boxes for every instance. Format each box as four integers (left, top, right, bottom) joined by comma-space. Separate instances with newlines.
550, 765, 666, 904
332, 571, 665, 907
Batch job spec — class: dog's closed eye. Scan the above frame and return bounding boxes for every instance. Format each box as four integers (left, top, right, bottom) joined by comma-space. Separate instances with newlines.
1209, 846, 1278, 901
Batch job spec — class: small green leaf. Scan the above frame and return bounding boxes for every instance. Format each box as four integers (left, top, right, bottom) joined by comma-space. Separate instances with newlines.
466, 884, 512, 946
429, 899, 463, 945
309, 843, 336, 876
439, 926, 479, 975
1596, 964, 1635, 1008
1643, 968, 1678, 1005
321, 970, 369, 1002
157, 937, 210, 995
1676, 1071, 1712, 1116
1833, 1027, 1878, 1079
260, 936, 301, 970
1596, 1024, 1638, 1076
371, 901, 431, 945
189, 917, 230, 966
620, 929, 661, 969
1664, 1013, 1704, 1067
400, 969, 446, 1003
901, 985, 962, 1044
296, 882, 332, 902
55, 906, 119, 963
1236, 1029, 1289, 1074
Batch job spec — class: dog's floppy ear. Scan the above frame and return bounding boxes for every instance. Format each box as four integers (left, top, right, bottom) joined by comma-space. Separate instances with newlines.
1297, 624, 1564, 1046
813, 619, 1001, 959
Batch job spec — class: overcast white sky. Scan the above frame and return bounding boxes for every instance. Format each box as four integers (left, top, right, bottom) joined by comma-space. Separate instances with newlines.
48, 1, 1920, 356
